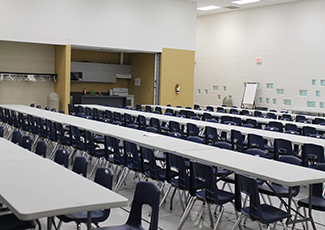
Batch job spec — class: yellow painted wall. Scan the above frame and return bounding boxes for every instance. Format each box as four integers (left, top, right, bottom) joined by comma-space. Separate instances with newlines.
159, 48, 195, 108
54, 45, 71, 113
128, 53, 155, 106
70, 49, 130, 93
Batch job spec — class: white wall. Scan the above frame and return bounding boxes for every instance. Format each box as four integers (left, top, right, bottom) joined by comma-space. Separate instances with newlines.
0, 41, 55, 107
0, 0, 197, 52
194, 0, 325, 112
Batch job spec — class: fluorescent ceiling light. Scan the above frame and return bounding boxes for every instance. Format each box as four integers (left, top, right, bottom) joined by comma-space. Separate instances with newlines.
232, 0, 260, 5
197, 5, 221, 11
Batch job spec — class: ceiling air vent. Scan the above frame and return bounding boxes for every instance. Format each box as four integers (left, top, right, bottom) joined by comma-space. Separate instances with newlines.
224, 6, 240, 9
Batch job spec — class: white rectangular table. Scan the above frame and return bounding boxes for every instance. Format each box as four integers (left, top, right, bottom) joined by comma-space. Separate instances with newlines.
3, 104, 325, 229
80, 104, 325, 147
0, 138, 128, 230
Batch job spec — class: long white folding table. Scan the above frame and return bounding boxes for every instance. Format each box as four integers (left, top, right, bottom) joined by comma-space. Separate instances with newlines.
0, 137, 128, 230
3, 104, 325, 229
145, 104, 325, 133
80, 104, 325, 148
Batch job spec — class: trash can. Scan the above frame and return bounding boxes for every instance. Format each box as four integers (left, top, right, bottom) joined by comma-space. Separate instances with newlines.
47, 92, 60, 112
222, 96, 233, 107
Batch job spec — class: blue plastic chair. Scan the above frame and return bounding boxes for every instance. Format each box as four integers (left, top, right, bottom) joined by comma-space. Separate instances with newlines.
72, 156, 88, 177
293, 163, 325, 229
149, 117, 162, 133
233, 173, 290, 230
301, 143, 324, 168
19, 136, 33, 151
202, 112, 212, 121
57, 167, 114, 230
85, 130, 105, 178
186, 123, 199, 137
178, 161, 236, 230
54, 149, 70, 168
302, 126, 317, 136
0, 126, 4, 137
273, 138, 294, 160
0, 213, 38, 230
11, 130, 22, 145
94, 181, 160, 230
203, 126, 219, 145
284, 123, 300, 135
169, 120, 181, 133
231, 129, 245, 152
247, 134, 265, 151
268, 121, 283, 132
34, 140, 47, 158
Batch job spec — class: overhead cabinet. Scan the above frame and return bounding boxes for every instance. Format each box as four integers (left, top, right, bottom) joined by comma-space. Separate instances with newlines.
71, 62, 131, 83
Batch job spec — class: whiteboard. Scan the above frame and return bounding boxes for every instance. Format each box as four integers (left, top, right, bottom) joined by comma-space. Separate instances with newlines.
242, 83, 258, 105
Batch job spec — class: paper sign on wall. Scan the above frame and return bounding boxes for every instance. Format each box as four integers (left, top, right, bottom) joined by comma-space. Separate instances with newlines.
135, 78, 141, 86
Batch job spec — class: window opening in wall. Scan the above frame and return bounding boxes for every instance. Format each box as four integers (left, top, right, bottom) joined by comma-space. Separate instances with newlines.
277, 89, 284, 94
273, 99, 277, 104
266, 98, 270, 104
213, 86, 218, 91
316, 91, 321, 97
307, 101, 316, 107
223, 86, 227, 91
197, 89, 201, 95
299, 90, 308, 96
321, 80, 325, 86
266, 83, 274, 89
218, 95, 221, 100
257, 83, 260, 89
205, 89, 208, 95
312, 79, 317, 86
320, 102, 324, 108
244, 83, 247, 88
229, 95, 232, 99
284, 99, 291, 105
259, 97, 263, 103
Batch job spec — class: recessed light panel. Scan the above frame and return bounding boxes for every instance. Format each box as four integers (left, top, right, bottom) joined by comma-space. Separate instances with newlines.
197, 5, 221, 11
232, 0, 260, 5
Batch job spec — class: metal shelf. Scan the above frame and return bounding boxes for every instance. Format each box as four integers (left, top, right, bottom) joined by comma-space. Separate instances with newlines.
0, 72, 57, 82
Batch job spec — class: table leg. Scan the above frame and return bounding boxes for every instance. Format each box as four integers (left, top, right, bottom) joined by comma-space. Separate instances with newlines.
309, 185, 317, 230
87, 211, 92, 230
47, 217, 52, 230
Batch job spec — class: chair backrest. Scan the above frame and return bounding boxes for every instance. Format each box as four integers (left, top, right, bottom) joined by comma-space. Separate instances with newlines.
285, 123, 298, 132
126, 181, 160, 230
296, 115, 306, 122
145, 105, 152, 112
124, 113, 133, 125
70, 125, 82, 149
230, 108, 238, 114
302, 143, 324, 167
37, 117, 48, 138
93, 167, 114, 220
231, 129, 244, 152
105, 136, 123, 165
92, 108, 101, 121
216, 107, 224, 112
266, 112, 276, 119
35, 140, 47, 158
140, 146, 165, 181
166, 152, 189, 190
313, 117, 325, 124
312, 163, 325, 197
281, 113, 292, 121
274, 138, 293, 160
123, 140, 141, 172
232, 117, 242, 126
137, 115, 147, 130
194, 104, 200, 110
169, 120, 181, 133
235, 173, 262, 221
202, 112, 212, 121
150, 118, 161, 133
11, 130, 22, 144
190, 161, 224, 204
302, 126, 317, 136
72, 156, 88, 177
204, 126, 218, 145
247, 134, 265, 150
206, 106, 214, 112
113, 112, 122, 122
269, 121, 283, 132
54, 149, 70, 168
246, 118, 257, 128
154, 106, 162, 114
20, 135, 33, 151
221, 115, 232, 124
241, 109, 250, 115
254, 110, 262, 117
68, 104, 75, 115
186, 123, 199, 136
0, 126, 4, 138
